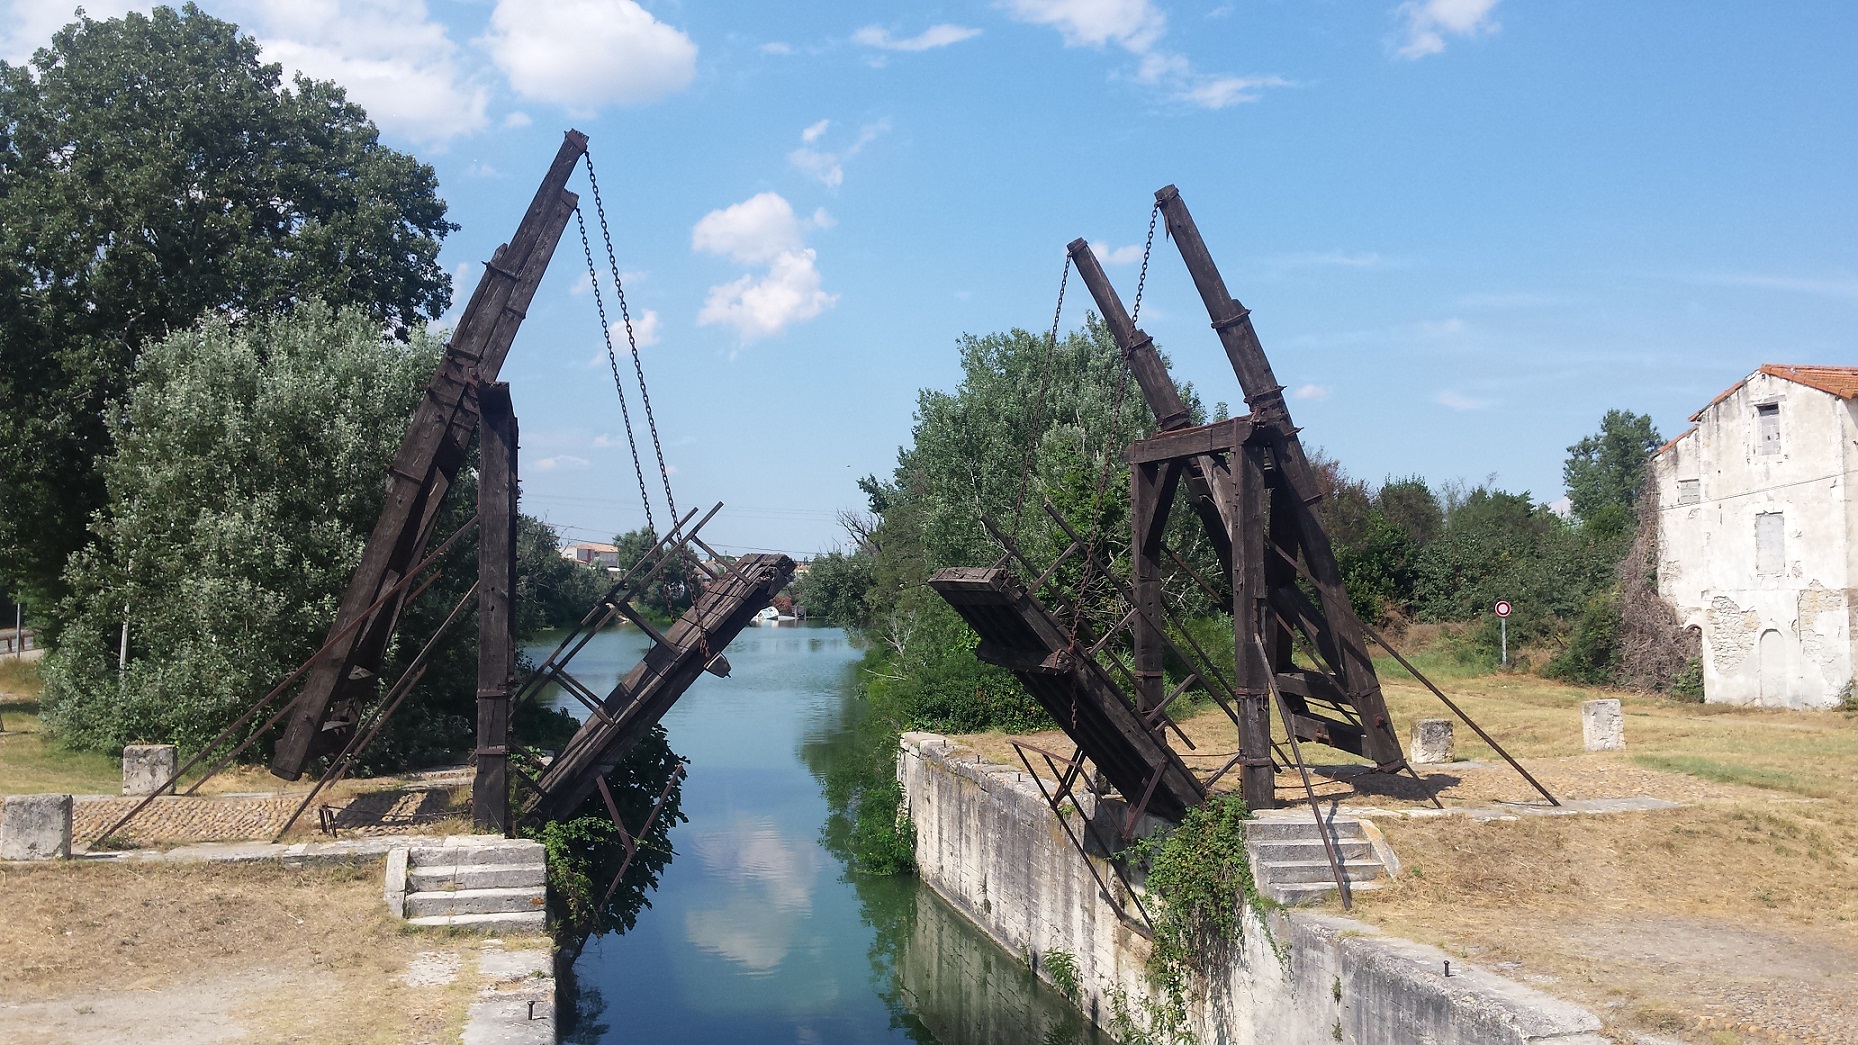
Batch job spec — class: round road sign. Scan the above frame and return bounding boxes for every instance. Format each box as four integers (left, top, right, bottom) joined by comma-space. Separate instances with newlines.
1494, 600, 1512, 618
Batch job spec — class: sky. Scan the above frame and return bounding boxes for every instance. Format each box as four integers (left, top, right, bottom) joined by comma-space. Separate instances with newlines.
6, 0, 1856, 559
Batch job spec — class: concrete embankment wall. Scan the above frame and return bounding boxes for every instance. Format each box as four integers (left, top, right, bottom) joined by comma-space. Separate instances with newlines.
898, 733, 1608, 1045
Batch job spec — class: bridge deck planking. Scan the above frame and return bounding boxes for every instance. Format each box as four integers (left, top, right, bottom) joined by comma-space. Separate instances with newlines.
527, 553, 795, 821
929, 566, 1203, 824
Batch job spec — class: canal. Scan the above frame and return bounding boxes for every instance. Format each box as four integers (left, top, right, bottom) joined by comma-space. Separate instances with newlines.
527, 623, 1109, 1045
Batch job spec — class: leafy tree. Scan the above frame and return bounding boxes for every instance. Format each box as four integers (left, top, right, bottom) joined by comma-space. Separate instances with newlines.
38, 304, 454, 754
610, 526, 701, 622
853, 317, 1218, 732
0, 4, 455, 606
1376, 475, 1443, 547
1563, 410, 1662, 526
791, 549, 873, 627
1335, 509, 1417, 624
517, 518, 610, 635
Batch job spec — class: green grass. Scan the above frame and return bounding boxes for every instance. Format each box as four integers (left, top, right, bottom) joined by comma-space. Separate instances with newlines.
1, 660, 126, 796
1630, 754, 1836, 800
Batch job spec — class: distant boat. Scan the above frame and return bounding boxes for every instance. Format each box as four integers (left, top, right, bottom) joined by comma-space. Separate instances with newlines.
750, 606, 798, 626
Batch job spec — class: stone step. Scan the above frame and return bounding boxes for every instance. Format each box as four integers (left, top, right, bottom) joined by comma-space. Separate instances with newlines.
407, 840, 545, 868
409, 864, 546, 891
1269, 880, 1385, 905
405, 886, 548, 918
1250, 838, 1375, 862
1258, 859, 1387, 885
406, 910, 546, 932
1246, 819, 1367, 842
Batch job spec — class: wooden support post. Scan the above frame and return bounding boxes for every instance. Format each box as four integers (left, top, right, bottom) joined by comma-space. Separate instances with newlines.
1155, 184, 1406, 770
270, 131, 586, 780
474, 383, 518, 833
1130, 460, 1181, 722
1231, 438, 1276, 809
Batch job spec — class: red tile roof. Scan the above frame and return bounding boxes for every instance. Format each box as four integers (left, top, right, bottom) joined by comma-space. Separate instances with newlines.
1652, 426, 1696, 457
1760, 363, 1858, 399
1687, 364, 1858, 422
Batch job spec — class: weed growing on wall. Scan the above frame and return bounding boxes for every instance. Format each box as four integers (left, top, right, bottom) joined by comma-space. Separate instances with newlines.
1122, 793, 1275, 1041
1042, 949, 1080, 1001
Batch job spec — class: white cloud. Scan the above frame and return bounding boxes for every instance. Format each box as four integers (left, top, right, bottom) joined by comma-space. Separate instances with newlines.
1684, 272, 1858, 301
611, 309, 660, 348
1434, 390, 1490, 411
503, 111, 533, 128
1, 0, 139, 63
535, 454, 591, 471
786, 119, 889, 188
1394, 0, 1500, 60
692, 193, 811, 265
761, 41, 793, 55
698, 250, 837, 342
788, 148, 843, 189
694, 192, 837, 342
1090, 241, 1145, 265
999, 0, 1284, 109
1292, 383, 1331, 401
1000, 0, 1166, 50
483, 0, 696, 111
852, 23, 983, 52
248, 0, 489, 145
3, 2, 491, 145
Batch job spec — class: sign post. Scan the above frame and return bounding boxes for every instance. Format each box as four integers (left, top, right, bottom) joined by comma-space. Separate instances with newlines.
1494, 600, 1512, 667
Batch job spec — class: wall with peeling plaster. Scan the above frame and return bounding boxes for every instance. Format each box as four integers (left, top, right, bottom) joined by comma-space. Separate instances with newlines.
1651, 370, 1857, 708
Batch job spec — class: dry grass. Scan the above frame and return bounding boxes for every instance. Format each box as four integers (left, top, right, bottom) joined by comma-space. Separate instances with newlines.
0, 858, 548, 1044
953, 653, 1858, 1044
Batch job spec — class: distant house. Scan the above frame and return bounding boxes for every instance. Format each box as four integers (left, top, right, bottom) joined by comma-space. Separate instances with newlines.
560, 541, 620, 568
1649, 364, 1857, 708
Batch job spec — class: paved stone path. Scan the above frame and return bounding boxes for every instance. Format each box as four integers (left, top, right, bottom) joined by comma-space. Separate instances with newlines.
67, 784, 465, 847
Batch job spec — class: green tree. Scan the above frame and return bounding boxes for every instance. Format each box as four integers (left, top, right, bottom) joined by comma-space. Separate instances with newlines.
611, 526, 701, 622
0, 4, 455, 607
1562, 410, 1662, 526
791, 549, 873, 627
517, 518, 610, 635
38, 304, 456, 754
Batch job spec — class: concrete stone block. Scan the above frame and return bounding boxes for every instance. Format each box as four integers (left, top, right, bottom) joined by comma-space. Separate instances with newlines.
122, 743, 178, 796
1, 793, 73, 860
1582, 699, 1625, 751
1409, 718, 1455, 764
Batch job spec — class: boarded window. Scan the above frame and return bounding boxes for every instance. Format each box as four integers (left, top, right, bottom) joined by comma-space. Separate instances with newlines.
1756, 512, 1784, 576
1677, 479, 1700, 505
1757, 403, 1781, 455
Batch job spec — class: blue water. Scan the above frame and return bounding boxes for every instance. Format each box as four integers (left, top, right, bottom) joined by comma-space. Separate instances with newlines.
526, 624, 1106, 1045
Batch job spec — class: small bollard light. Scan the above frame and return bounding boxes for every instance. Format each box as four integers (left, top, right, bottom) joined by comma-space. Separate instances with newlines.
1443, 961, 1451, 977
528, 1000, 537, 1020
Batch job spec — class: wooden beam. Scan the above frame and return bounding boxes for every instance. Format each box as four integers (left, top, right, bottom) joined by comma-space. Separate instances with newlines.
1126, 417, 1253, 465
271, 133, 586, 779
1232, 444, 1276, 809
1155, 184, 1406, 770
473, 383, 517, 834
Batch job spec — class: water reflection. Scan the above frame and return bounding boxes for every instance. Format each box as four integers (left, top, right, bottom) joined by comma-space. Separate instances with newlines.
685, 819, 821, 971
535, 624, 1106, 1044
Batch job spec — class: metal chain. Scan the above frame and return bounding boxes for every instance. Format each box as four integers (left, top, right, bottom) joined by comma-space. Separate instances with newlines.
1130, 202, 1160, 325
584, 152, 679, 528
1011, 255, 1071, 543
1065, 204, 1157, 647
576, 204, 657, 535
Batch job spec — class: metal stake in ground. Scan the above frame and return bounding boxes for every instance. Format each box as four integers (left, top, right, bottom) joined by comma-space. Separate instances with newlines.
1495, 599, 1511, 668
